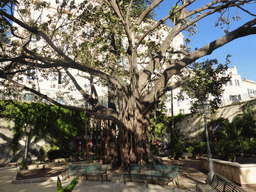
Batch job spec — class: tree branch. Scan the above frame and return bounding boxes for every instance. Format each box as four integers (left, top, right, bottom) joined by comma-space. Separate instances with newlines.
238, 5, 256, 17
136, 0, 194, 49
136, 0, 163, 25
143, 18, 256, 106
0, 69, 125, 128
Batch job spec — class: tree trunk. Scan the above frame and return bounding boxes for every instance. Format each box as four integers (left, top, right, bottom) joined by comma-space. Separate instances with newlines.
118, 107, 150, 168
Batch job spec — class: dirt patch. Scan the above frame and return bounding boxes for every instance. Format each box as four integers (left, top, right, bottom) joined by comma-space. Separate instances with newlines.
16, 167, 67, 180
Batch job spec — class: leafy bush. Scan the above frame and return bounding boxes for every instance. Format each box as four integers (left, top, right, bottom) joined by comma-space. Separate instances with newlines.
19, 161, 29, 170
168, 142, 185, 160
185, 142, 206, 159
150, 143, 159, 155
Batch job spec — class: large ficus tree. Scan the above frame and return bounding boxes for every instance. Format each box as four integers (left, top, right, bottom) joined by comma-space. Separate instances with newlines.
1, 0, 256, 167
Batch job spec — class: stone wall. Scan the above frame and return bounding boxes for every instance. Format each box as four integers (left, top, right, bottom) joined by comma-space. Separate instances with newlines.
176, 99, 256, 142
0, 118, 51, 165
200, 157, 256, 187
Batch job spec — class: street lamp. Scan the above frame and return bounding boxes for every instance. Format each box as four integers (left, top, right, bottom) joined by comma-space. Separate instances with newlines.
24, 126, 31, 163
199, 100, 214, 183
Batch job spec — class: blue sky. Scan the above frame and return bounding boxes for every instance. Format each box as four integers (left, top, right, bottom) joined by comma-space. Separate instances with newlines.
154, 1, 256, 81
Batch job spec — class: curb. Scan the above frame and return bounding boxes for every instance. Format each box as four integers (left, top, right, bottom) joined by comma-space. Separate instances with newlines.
12, 175, 63, 184
12, 177, 49, 184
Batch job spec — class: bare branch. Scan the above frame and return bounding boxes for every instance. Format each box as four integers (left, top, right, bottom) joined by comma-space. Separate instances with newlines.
237, 5, 256, 17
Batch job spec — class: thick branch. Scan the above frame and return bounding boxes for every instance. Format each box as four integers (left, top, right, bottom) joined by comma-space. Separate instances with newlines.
17, 32, 129, 95
106, 0, 134, 47
137, 0, 254, 92
0, 69, 125, 128
64, 69, 92, 102
143, 18, 256, 106
136, 0, 163, 25
136, 0, 194, 49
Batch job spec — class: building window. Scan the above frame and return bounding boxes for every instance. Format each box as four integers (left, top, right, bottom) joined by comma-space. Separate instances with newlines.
57, 97, 64, 104
168, 108, 172, 114
229, 95, 241, 102
24, 94, 34, 101
235, 79, 240, 86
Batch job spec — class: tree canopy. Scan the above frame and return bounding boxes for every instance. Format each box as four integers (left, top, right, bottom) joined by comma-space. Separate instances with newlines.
177, 57, 231, 113
1, 0, 256, 166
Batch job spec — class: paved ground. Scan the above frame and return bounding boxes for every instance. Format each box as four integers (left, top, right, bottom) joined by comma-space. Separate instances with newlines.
0, 159, 254, 192
0, 167, 193, 192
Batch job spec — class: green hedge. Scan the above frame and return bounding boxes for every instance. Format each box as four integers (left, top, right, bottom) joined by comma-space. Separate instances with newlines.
0, 100, 87, 154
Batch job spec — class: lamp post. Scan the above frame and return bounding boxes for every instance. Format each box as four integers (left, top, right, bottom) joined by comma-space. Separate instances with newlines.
199, 100, 214, 183
24, 126, 31, 163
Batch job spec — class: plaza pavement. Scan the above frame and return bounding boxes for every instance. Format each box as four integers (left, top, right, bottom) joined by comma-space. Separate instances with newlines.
0, 166, 195, 192
1, 159, 254, 192
0, 158, 207, 192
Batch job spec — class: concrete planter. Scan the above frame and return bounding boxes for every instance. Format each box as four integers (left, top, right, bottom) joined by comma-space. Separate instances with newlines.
200, 157, 256, 188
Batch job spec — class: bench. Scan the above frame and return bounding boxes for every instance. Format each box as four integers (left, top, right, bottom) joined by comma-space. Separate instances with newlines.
62, 164, 108, 183
196, 173, 246, 192
123, 164, 179, 186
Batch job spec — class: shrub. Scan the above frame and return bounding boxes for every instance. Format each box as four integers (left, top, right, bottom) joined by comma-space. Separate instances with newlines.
19, 161, 29, 170
192, 142, 206, 158
168, 142, 185, 160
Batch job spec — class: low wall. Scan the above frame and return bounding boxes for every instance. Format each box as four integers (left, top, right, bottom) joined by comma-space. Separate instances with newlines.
200, 157, 256, 187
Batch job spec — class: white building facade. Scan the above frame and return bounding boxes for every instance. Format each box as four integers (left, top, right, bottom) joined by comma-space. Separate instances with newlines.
165, 66, 256, 116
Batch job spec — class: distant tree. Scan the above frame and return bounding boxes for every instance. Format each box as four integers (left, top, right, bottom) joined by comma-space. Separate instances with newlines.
177, 58, 231, 113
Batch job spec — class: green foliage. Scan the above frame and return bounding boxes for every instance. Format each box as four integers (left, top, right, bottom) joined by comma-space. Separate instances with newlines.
19, 160, 29, 170
178, 57, 231, 113
231, 102, 256, 139
204, 104, 256, 161
149, 99, 167, 141
183, 142, 207, 159
167, 142, 185, 160
0, 100, 87, 154
57, 176, 79, 192
169, 4, 180, 23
